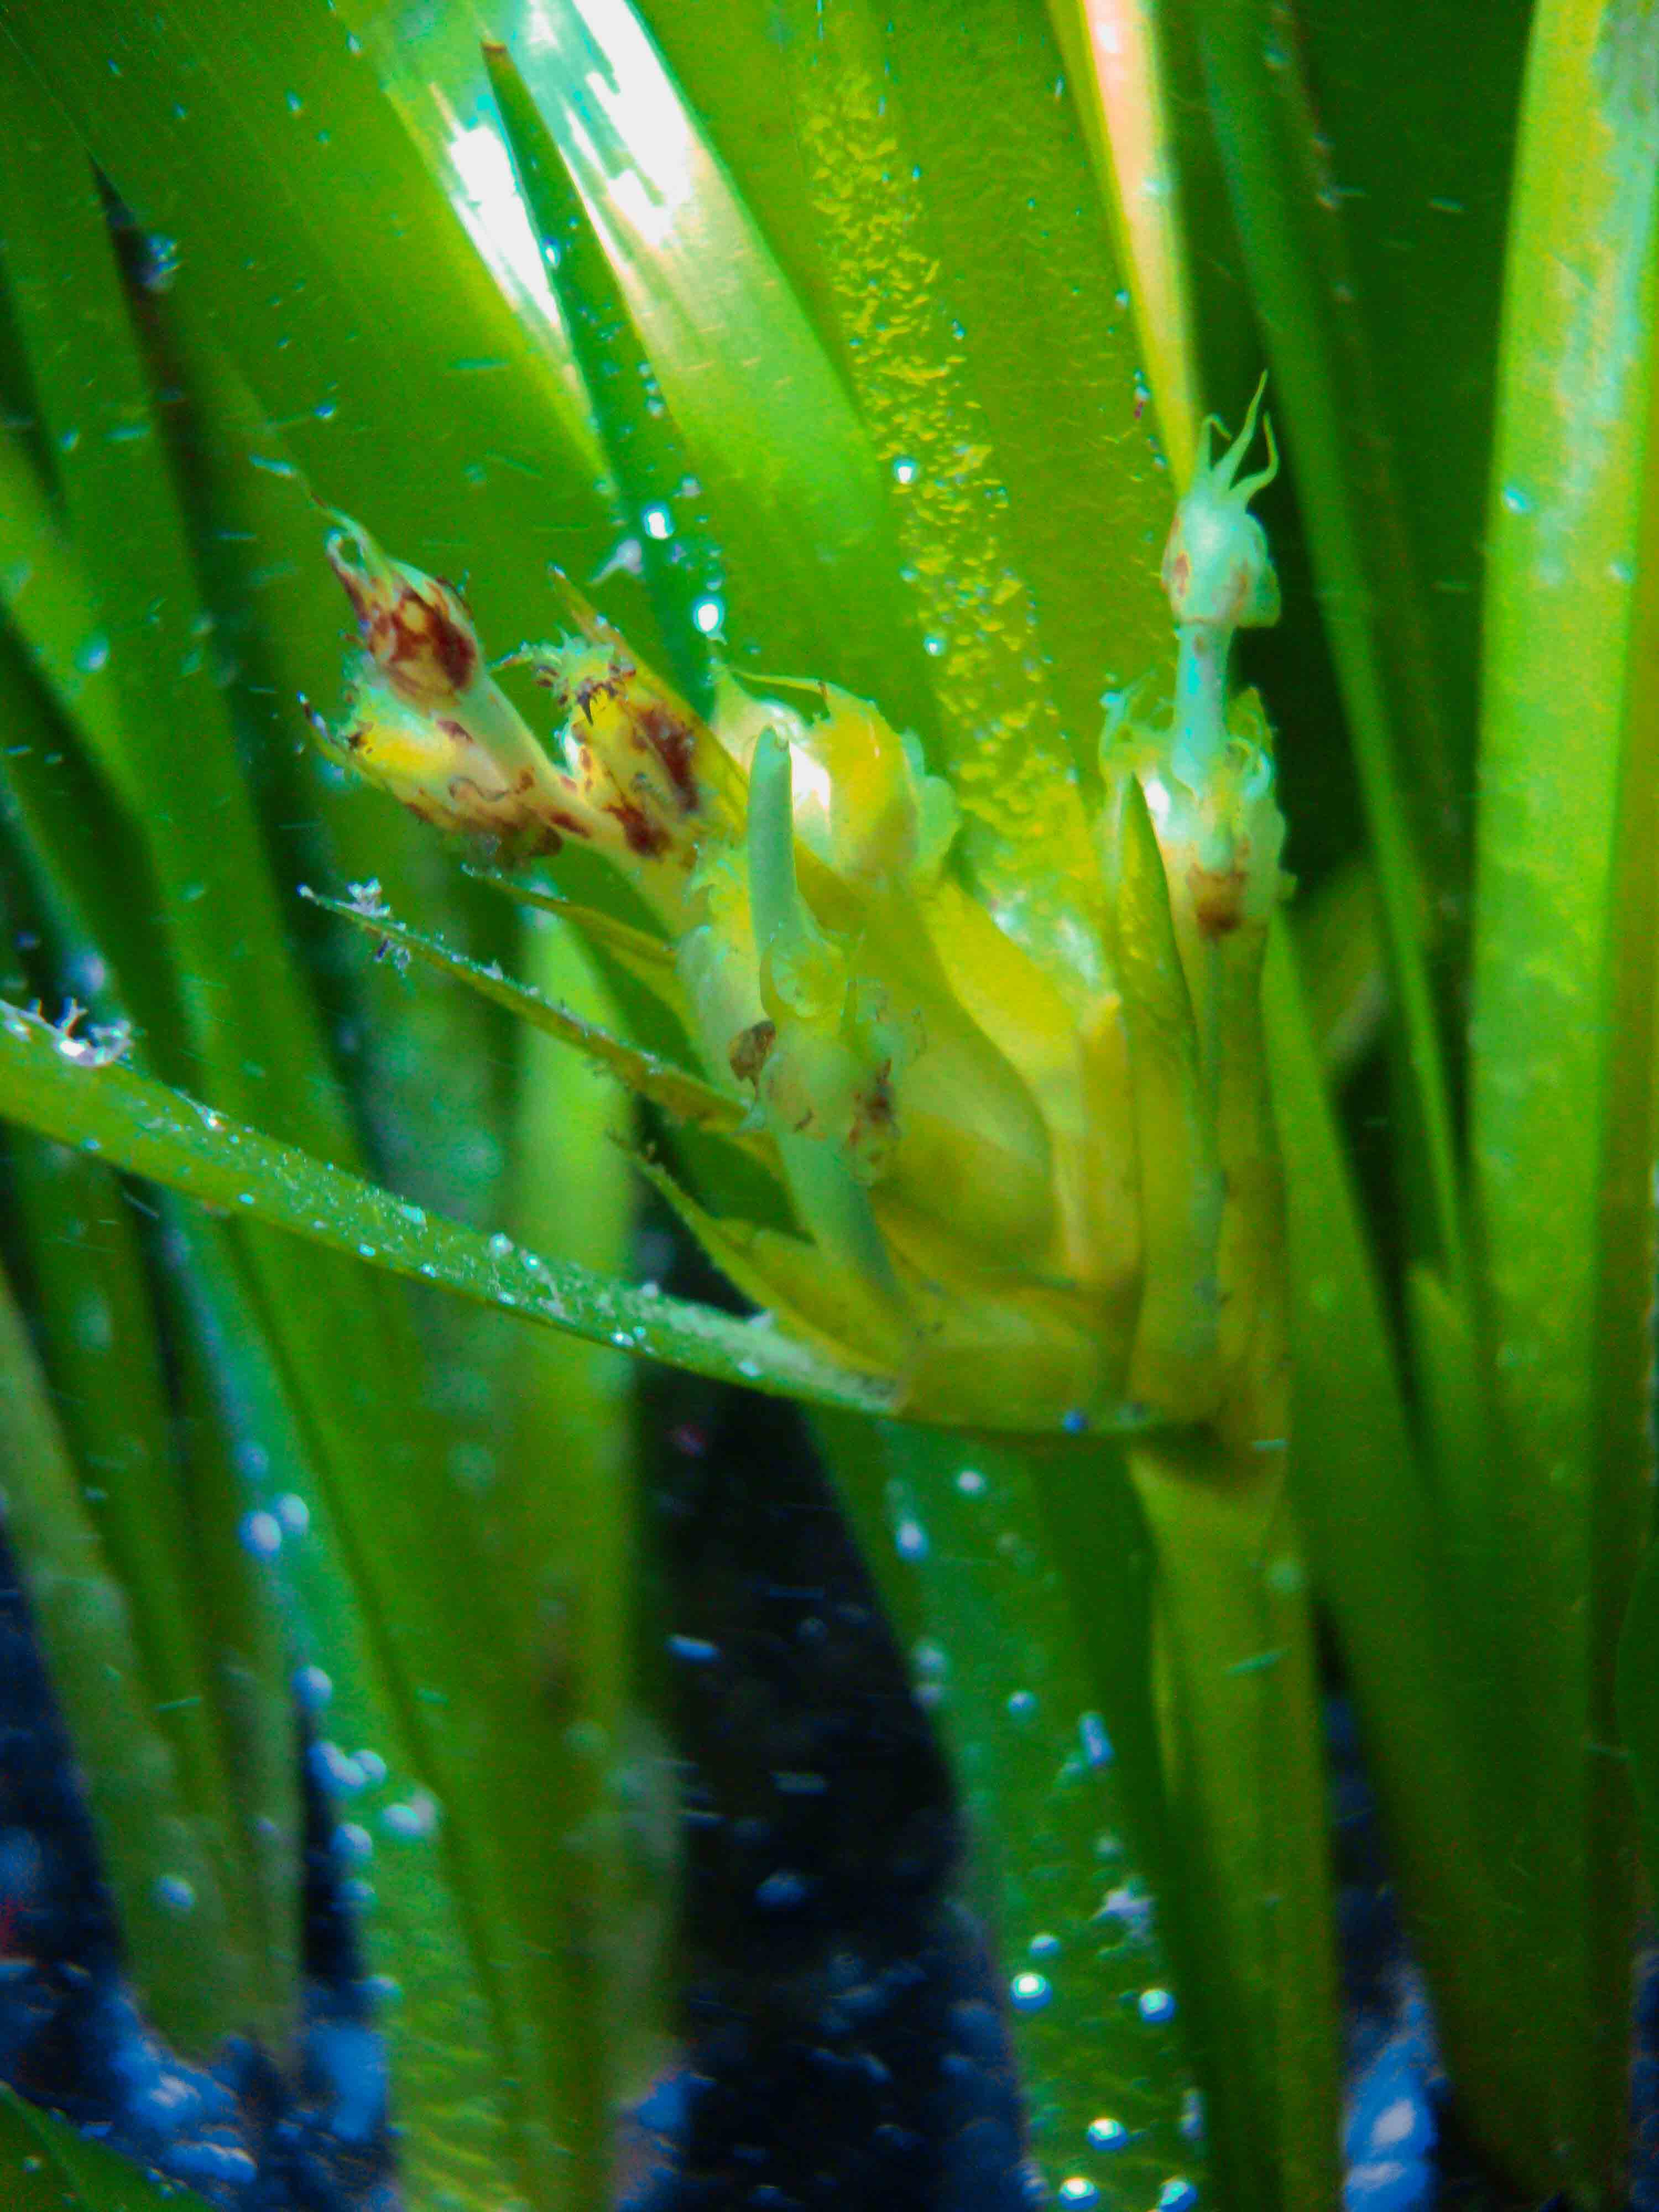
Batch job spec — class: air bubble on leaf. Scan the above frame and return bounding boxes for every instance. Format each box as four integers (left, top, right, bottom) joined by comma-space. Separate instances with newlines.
1087, 2118, 1128, 2152
923, 633, 946, 658
643, 503, 674, 540
1007, 1688, 1037, 1720
892, 456, 919, 485
1009, 1970, 1051, 2013
154, 1874, 196, 1916
956, 1466, 987, 1496
1029, 1931, 1061, 1960
1157, 2183, 1197, 2212
383, 1790, 440, 1840
1057, 2182, 1098, 2209
276, 1493, 310, 1536
310, 1741, 366, 1794
294, 1664, 333, 1713
334, 1822, 373, 1864
692, 595, 724, 635
75, 633, 111, 676
285, 88, 304, 113
1138, 1986, 1177, 2025
1501, 483, 1532, 517
239, 1510, 282, 1559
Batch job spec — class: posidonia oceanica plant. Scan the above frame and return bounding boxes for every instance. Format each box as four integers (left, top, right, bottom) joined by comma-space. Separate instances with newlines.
1, 4, 1658, 2212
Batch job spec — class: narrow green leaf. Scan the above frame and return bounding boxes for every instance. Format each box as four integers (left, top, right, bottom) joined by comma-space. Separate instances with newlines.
155, 1204, 534, 2210
0, 2088, 212, 2212
1126, 1436, 1339, 2212
0, 999, 898, 1414
815, 1417, 1207, 2211
1465, 0, 1659, 2193
1262, 923, 1541, 2180
484, 34, 721, 699
5, 1132, 293, 2051
1044, 0, 1203, 485
308, 888, 761, 1141
0, 1258, 236, 2054
1191, 0, 1469, 1298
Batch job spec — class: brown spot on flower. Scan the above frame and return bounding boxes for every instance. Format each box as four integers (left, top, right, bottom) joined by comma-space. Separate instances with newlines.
387, 587, 477, 698
635, 700, 699, 814
1191, 865, 1248, 937
728, 1019, 777, 1087
849, 1061, 896, 1157
607, 798, 672, 859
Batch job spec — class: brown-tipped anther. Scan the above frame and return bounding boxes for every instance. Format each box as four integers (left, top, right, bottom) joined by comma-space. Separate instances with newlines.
325, 523, 481, 708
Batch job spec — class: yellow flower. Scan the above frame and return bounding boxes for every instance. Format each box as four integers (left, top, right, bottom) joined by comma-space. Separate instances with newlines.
315, 394, 1289, 1441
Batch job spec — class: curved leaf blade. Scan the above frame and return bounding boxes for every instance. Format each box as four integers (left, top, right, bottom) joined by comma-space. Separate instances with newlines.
0, 1000, 896, 1413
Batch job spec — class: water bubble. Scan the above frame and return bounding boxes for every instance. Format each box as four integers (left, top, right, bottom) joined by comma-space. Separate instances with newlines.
1138, 1986, 1177, 2025
923, 633, 947, 658
956, 1466, 987, 1496
1080, 1711, 1113, 1766
335, 1821, 374, 1864
239, 1510, 282, 1559
1009, 1970, 1051, 2013
285, 89, 304, 113
276, 1493, 310, 1536
154, 1873, 196, 1916
891, 456, 919, 485
755, 1869, 810, 1911
914, 1640, 948, 1678
692, 595, 724, 636
354, 1750, 388, 1788
642, 502, 674, 540
1087, 2117, 1128, 2152
382, 1790, 439, 1840
140, 234, 180, 293
357, 1241, 378, 1259
310, 1740, 366, 1794
894, 1516, 930, 1561
772, 1770, 828, 1795
1006, 1688, 1037, 1720
75, 633, 111, 676
1501, 483, 1532, 517
293, 1664, 333, 1713
1157, 2182, 1198, 2212
315, 398, 338, 421
1058, 2181, 1098, 2208
1029, 1931, 1061, 1960
487, 1232, 514, 1260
